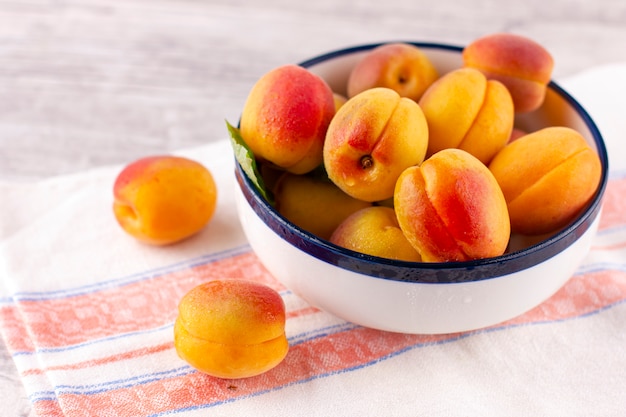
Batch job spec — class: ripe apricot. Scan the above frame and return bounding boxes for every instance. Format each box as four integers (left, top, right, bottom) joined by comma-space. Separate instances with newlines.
174, 279, 288, 379
240, 64, 335, 174
418, 67, 514, 165
394, 149, 510, 262
113, 155, 217, 245
330, 206, 422, 262
489, 127, 602, 235
324, 87, 429, 202
273, 172, 371, 240
347, 42, 439, 102
463, 33, 554, 113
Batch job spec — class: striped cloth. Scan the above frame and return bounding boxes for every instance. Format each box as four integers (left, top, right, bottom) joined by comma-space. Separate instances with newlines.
1, 65, 625, 417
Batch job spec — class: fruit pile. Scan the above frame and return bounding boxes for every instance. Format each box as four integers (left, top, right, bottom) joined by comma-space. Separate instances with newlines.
231, 33, 602, 263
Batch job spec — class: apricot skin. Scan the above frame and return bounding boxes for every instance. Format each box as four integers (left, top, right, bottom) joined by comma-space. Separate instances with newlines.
333, 92, 348, 112
457, 79, 514, 164
330, 206, 422, 262
347, 43, 439, 102
174, 320, 288, 380
324, 87, 428, 202
462, 33, 554, 113
240, 64, 335, 174
418, 67, 514, 164
488, 127, 602, 235
113, 156, 217, 245
394, 149, 510, 262
174, 279, 288, 379
273, 172, 371, 241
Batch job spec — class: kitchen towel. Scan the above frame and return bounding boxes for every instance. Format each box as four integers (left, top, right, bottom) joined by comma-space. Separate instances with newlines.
1, 64, 625, 416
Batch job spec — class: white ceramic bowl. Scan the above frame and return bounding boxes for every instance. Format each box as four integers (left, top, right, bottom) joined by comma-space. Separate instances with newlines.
234, 42, 609, 334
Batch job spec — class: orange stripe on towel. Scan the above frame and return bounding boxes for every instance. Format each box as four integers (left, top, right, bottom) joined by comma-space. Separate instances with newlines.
32, 399, 65, 417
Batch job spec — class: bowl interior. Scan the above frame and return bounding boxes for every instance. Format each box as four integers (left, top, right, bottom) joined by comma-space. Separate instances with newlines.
236, 42, 609, 284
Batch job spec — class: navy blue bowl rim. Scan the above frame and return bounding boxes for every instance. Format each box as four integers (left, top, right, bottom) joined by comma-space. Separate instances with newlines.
235, 41, 609, 284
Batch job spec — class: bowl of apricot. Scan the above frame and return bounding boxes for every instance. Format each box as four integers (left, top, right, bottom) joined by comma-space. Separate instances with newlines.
231, 36, 608, 334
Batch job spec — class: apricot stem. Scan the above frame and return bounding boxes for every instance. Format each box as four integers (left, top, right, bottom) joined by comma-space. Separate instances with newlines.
360, 155, 374, 170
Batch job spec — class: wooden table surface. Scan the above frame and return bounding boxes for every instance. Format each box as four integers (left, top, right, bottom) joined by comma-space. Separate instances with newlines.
2, 0, 625, 415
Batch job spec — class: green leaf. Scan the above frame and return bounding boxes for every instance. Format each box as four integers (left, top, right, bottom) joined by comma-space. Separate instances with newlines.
225, 120, 274, 205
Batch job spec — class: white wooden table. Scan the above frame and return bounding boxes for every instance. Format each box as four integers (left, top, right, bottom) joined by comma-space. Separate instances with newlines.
2, 0, 625, 415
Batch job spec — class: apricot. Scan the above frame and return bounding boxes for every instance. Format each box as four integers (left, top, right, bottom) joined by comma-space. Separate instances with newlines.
463, 33, 554, 113
174, 279, 288, 379
418, 67, 514, 165
347, 43, 439, 102
273, 172, 371, 240
239, 64, 335, 174
324, 87, 429, 202
113, 155, 217, 245
394, 149, 510, 262
488, 127, 602, 235
330, 206, 422, 262
333, 92, 348, 112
